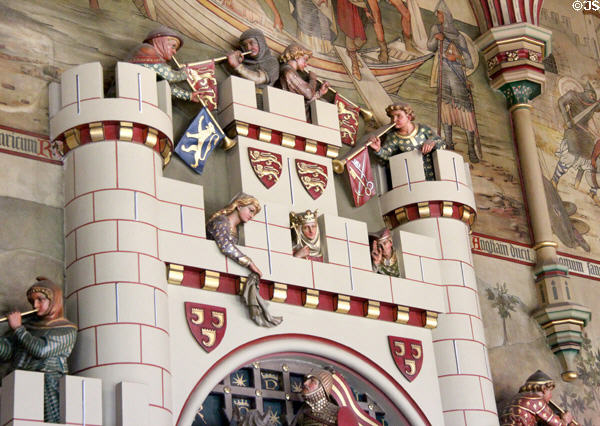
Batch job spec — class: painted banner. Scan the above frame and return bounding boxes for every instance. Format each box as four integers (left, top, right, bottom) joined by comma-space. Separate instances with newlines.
186, 60, 218, 110
335, 94, 360, 146
0, 125, 61, 164
175, 107, 224, 174
346, 147, 375, 207
471, 233, 600, 281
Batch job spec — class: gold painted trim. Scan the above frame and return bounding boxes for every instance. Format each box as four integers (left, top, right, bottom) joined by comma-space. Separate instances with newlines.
258, 127, 272, 143
271, 283, 288, 303
441, 201, 453, 218
238, 277, 247, 294
509, 103, 532, 113
334, 295, 351, 314
541, 319, 585, 329
326, 145, 340, 159
64, 128, 81, 150
163, 150, 172, 166
364, 300, 380, 319
423, 311, 438, 329
561, 371, 577, 381
119, 121, 134, 142
533, 241, 558, 251
417, 202, 430, 218
394, 305, 410, 324
305, 139, 318, 154
203, 270, 220, 291
145, 128, 158, 148
461, 206, 473, 225
89, 122, 104, 142
281, 133, 296, 149
236, 121, 249, 137
394, 208, 407, 224
302, 289, 319, 309
167, 264, 184, 285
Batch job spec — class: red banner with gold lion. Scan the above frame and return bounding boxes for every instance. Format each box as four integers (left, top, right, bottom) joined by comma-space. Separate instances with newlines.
335, 94, 360, 146
186, 61, 218, 111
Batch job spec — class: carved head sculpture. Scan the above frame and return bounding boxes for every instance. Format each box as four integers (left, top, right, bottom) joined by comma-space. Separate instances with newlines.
26, 276, 64, 322
375, 228, 394, 258
280, 43, 313, 66
209, 193, 261, 224
143, 25, 184, 61
385, 102, 415, 121
518, 370, 555, 400
290, 209, 322, 258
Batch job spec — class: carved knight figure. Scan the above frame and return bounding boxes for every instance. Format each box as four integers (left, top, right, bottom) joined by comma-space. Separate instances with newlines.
0, 277, 77, 423
290, 369, 359, 426
290, 209, 323, 261
368, 102, 445, 181
226, 28, 280, 89
206, 193, 282, 327
499, 370, 575, 425
279, 43, 330, 103
128, 26, 203, 102
371, 228, 401, 277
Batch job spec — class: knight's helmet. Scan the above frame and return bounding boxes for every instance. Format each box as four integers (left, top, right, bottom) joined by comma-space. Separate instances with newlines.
306, 368, 334, 397
518, 370, 555, 393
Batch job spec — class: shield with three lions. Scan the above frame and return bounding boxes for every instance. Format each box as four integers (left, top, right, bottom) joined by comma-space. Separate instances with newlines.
185, 302, 226, 353
248, 148, 282, 189
295, 159, 328, 199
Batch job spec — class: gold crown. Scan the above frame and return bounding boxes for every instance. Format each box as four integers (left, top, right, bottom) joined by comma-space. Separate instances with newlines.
290, 209, 318, 225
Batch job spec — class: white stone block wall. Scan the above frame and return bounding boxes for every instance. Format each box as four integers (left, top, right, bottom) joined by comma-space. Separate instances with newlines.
383, 151, 498, 425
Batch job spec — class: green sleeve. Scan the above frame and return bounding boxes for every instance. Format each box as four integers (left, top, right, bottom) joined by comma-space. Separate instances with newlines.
14, 326, 77, 358
0, 335, 15, 362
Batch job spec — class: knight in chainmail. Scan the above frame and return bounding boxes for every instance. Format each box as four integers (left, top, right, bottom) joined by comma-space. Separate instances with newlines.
291, 369, 359, 426
551, 81, 600, 206
226, 29, 280, 89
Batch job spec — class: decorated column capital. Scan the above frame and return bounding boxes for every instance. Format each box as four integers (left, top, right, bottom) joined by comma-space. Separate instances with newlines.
475, 23, 552, 106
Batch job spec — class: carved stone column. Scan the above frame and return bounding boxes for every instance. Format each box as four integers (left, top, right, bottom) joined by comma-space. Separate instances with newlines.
476, 23, 591, 381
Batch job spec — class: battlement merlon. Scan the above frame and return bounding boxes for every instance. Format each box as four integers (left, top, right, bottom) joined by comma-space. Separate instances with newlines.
218, 76, 341, 149
48, 62, 173, 143
379, 150, 477, 225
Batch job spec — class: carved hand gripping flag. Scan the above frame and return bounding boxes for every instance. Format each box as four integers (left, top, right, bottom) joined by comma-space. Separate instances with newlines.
185, 61, 218, 111
295, 159, 328, 199
388, 336, 423, 382
335, 93, 360, 147
175, 107, 224, 174
185, 302, 226, 353
248, 148, 282, 189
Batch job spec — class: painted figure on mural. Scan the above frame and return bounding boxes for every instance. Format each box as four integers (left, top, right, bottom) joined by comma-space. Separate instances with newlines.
128, 26, 204, 102
0, 277, 77, 423
551, 81, 600, 206
289, 0, 337, 54
279, 43, 331, 103
207, 194, 282, 327
290, 209, 323, 261
226, 29, 280, 89
290, 369, 359, 426
221, 0, 283, 31
427, 0, 480, 163
371, 228, 400, 277
499, 370, 575, 425
368, 102, 445, 180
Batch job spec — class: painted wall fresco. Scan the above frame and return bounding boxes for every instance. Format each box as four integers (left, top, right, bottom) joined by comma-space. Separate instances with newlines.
531, 0, 600, 257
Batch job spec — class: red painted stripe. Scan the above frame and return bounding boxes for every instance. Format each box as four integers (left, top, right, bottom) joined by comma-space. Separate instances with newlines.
506, 0, 516, 22
438, 373, 493, 382
519, 0, 527, 24
149, 404, 173, 414
0, 147, 62, 165
73, 361, 170, 375
493, 0, 505, 25
480, 0, 494, 31
79, 321, 169, 336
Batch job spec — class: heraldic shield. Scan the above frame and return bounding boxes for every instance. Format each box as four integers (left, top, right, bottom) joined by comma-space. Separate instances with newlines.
248, 148, 282, 189
295, 159, 328, 199
388, 336, 423, 382
185, 302, 226, 353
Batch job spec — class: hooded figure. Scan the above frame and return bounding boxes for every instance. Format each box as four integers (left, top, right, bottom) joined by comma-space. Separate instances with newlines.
226, 29, 280, 89
371, 228, 401, 277
0, 277, 77, 423
290, 209, 323, 261
427, 0, 480, 163
499, 370, 574, 425
128, 26, 201, 102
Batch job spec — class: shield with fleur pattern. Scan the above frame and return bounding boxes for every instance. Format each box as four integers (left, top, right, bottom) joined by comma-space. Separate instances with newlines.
248, 148, 283, 189
185, 302, 226, 353
295, 159, 328, 199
